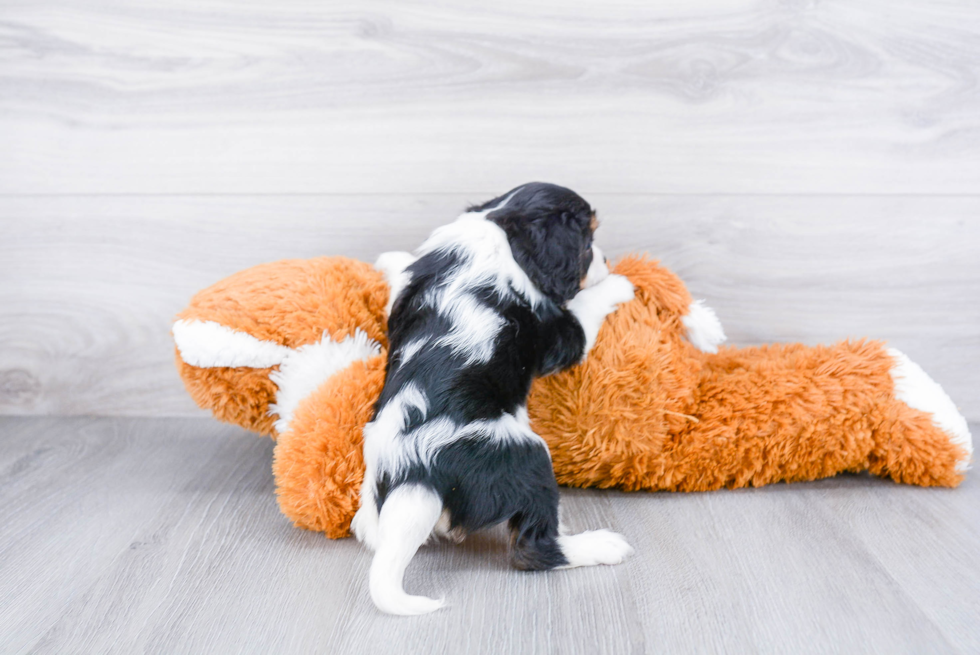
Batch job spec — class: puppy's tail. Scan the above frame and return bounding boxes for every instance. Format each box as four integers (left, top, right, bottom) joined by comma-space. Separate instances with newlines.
369, 484, 446, 616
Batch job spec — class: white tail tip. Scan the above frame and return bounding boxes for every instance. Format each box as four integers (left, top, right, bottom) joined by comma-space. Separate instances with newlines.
369, 588, 446, 616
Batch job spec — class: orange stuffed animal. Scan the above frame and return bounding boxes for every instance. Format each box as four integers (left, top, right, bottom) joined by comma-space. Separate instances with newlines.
173, 255, 972, 538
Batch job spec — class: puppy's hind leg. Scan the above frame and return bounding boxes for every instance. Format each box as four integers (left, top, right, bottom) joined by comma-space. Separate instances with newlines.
510, 496, 633, 571
369, 484, 446, 615
556, 528, 634, 569
351, 476, 380, 551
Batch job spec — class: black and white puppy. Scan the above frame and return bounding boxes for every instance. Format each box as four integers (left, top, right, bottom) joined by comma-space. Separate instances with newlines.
352, 182, 635, 615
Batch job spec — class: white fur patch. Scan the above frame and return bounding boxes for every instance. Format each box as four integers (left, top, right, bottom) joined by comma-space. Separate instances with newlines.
567, 273, 635, 356
557, 529, 634, 568
269, 329, 381, 434
398, 338, 428, 366
888, 348, 973, 472
362, 385, 437, 477
433, 293, 506, 364
396, 382, 429, 427
682, 300, 727, 354
172, 319, 293, 368
375, 251, 418, 317
583, 245, 610, 288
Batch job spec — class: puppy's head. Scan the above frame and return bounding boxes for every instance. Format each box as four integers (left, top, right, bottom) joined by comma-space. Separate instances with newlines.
471, 182, 600, 305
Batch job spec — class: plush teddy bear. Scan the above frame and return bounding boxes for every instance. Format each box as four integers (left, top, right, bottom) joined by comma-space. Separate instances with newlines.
173, 255, 972, 538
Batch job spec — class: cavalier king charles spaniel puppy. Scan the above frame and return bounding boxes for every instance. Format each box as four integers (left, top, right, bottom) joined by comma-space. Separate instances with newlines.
352, 182, 635, 615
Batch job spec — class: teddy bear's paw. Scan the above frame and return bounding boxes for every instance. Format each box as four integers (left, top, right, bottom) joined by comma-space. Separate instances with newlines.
682, 300, 727, 354
556, 529, 634, 568
889, 348, 973, 472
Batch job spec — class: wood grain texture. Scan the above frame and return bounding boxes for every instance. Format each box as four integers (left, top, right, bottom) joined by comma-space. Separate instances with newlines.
1, 417, 977, 653
3, 0, 980, 194
1, 195, 976, 419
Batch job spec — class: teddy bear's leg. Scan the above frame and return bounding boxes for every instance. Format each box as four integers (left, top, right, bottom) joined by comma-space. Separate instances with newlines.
887, 348, 972, 468
674, 341, 970, 491
268, 329, 380, 434
272, 355, 387, 538
610, 256, 726, 354
867, 348, 973, 485
173, 319, 296, 436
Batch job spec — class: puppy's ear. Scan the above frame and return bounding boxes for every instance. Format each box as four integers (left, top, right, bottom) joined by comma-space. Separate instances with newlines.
505, 214, 587, 305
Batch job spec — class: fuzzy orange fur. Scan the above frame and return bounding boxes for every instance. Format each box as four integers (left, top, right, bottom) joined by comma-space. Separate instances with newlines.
174, 255, 968, 537
176, 256, 389, 438
532, 258, 965, 492
273, 356, 385, 538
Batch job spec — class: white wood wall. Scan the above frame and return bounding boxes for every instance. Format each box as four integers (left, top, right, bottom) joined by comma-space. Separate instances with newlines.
2, 0, 978, 419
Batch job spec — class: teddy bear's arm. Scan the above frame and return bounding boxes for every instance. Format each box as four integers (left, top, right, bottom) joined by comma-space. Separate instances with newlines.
681, 300, 726, 354
611, 256, 726, 354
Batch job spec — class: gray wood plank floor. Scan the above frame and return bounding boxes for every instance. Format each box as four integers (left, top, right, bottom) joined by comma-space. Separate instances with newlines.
2, 417, 978, 654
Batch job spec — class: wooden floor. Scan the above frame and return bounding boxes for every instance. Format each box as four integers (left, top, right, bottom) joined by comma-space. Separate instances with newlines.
2, 416, 978, 654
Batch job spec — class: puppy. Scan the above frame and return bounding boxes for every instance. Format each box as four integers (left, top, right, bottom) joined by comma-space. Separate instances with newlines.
352, 182, 635, 615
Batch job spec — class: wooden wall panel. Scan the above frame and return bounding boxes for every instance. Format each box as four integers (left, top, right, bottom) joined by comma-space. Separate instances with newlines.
2, 0, 980, 194
1, 195, 976, 419
1, 1, 977, 418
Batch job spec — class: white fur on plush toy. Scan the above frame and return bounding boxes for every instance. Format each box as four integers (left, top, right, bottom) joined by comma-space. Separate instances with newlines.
682, 300, 727, 354
173, 319, 380, 434
269, 330, 380, 433
889, 348, 973, 472
173, 319, 292, 368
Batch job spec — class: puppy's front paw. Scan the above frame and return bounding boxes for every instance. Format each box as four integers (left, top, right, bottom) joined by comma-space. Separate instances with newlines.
597, 274, 635, 307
